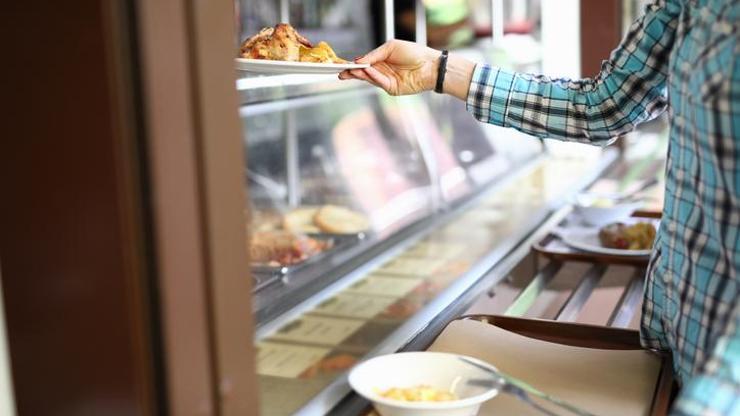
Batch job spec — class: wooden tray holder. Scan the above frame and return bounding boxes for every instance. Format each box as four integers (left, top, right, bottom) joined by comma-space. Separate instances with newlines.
456, 314, 676, 415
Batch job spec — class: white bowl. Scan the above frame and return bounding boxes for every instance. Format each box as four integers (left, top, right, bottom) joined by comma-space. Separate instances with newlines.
572, 194, 642, 227
348, 352, 499, 416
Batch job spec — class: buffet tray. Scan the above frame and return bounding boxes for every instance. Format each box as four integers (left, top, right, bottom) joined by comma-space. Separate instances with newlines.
450, 315, 676, 416
251, 232, 367, 291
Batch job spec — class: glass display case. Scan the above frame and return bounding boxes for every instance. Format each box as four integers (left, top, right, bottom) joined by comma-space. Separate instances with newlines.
235, 1, 614, 415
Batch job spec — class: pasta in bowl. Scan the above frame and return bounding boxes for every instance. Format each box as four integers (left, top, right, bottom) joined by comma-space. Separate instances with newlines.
349, 352, 499, 416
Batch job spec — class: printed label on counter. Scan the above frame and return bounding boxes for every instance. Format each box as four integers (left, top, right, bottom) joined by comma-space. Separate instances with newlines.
268, 315, 365, 346
311, 293, 396, 319
256, 342, 330, 378
402, 241, 467, 260
344, 275, 423, 297
377, 257, 447, 276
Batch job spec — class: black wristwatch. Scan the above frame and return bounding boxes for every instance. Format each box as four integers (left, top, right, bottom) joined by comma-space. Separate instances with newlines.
434, 50, 449, 94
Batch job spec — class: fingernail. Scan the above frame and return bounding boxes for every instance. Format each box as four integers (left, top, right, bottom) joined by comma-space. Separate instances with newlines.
353, 54, 365, 62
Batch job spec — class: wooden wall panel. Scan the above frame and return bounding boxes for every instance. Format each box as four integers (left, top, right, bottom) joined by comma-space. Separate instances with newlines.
0, 1, 158, 415
136, 0, 258, 413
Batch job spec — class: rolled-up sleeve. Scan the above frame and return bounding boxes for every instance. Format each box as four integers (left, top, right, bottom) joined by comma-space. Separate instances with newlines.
466, 0, 681, 145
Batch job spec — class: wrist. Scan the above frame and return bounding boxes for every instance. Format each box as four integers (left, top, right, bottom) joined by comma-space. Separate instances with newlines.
443, 54, 476, 101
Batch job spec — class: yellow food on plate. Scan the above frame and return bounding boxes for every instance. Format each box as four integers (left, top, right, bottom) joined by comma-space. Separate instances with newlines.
314, 205, 370, 234
377, 385, 457, 402
299, 41, 348, 64
598, 221, 657, 250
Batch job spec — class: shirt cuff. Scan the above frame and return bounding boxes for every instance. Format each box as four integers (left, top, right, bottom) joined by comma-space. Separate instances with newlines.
465, 63, 516, 127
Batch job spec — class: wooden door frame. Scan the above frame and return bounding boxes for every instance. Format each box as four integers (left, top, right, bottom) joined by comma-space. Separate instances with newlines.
1, 1, 162, 414
135, 0, 258, 414
1, 0, 257, 414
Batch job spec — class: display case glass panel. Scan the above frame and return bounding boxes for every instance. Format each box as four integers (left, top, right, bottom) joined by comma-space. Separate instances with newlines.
243, 89, 435, 238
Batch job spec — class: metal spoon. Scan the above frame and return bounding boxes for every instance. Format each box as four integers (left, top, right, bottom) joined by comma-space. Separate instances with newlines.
458, 356, 599, 416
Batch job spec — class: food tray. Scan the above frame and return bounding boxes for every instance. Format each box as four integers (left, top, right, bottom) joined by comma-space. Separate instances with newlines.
251, 235, 336, 277
533, 213, 657, 266
251, 273, 282, 293
250, 232, 365, 281
455, 315, 676, 415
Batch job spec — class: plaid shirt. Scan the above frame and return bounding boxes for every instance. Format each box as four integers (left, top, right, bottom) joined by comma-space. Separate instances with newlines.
466, 0, 739, 414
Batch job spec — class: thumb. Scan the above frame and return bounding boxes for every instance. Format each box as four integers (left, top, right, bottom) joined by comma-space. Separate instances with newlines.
355, 41, 395, 65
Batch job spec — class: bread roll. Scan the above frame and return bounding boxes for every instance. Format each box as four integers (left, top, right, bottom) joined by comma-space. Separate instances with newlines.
283, 207, 321, 233
314, 205, 369, 234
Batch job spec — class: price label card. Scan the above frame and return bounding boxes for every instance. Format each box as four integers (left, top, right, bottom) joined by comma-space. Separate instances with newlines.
256, 342, 330, 378
377, 257, 447, 276
268, 315, 365, 346
311, 293, 396, 319
344, 275, 423, 298
403, 241, 467, 260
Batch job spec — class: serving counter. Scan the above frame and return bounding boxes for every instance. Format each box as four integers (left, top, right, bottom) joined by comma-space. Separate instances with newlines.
238, 63, 619, 412
230, 2, 656, 414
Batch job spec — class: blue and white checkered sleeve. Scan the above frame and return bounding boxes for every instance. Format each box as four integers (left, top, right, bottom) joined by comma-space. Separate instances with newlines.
466, 0, 680, 145
670, 314, 740, 415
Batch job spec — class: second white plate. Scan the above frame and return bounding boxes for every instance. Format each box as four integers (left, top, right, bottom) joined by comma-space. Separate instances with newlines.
235, 58, 369, 74
558, 228, 653, 257
556, 218, 659, 257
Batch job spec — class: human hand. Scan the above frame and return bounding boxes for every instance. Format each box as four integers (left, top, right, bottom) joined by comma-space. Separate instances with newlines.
338, 39, 441, 96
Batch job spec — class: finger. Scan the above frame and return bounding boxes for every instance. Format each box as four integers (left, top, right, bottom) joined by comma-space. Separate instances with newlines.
349, 69, 383, 89
363, 66, 393, 92
338, 70, 353, 80
355, 41, 394, 65
349, 69, 373, 83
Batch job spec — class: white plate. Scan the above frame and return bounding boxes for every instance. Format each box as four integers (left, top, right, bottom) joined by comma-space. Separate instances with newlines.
556, 219, 658, 257
235, 58, 369, 74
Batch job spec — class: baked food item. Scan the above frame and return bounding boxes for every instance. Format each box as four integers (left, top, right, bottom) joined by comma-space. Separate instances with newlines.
250, 231, 329, 266
314, 205, 370, 234
299, 41, 348, 64
282, 207, 321, 234
240, 23, 347, 63
240, 23, 311, 61
598, 222, 656, 250
250, 210, 282, 232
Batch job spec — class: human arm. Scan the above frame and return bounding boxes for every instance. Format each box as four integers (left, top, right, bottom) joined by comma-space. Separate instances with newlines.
338, 40, 475, 100
341, 0, 681, 145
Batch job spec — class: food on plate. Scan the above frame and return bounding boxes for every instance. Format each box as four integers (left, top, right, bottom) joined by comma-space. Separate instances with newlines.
598, 222, 656, 250
250, 231, 330, 266
377, 385, 458, 402
299, 41, 348, 64
282, 207, 322, 234
240, 23, 347, 63
240, 23, 310, 61
314, 205, 371, 234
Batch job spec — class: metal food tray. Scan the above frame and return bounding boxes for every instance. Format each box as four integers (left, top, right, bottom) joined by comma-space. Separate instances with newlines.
251, 273, 283, 292
250, 232, 367, 290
